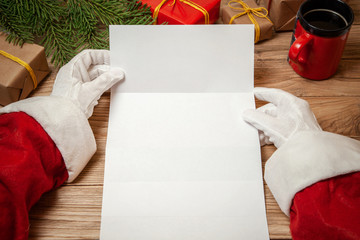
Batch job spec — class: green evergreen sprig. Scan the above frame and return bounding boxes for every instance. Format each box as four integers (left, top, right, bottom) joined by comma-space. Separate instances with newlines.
0, 0, 154, 67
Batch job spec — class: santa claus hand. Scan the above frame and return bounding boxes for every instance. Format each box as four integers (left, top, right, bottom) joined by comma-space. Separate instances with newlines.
51, 49, 124, 118
243, 87, 322, 148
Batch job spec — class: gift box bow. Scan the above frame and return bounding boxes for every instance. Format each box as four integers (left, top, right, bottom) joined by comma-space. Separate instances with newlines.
153, 0, 210, 24
228, 0, 273, 43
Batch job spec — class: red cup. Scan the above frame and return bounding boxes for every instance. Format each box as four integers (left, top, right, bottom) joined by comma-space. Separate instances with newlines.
288, 0, 354, 80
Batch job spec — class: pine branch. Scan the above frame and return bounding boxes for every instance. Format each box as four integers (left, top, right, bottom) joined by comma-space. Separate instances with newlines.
119, 0, 154, 25
0, 0, 154, 67
0, 1, 34, 45
41, 21, 75, 67
22, 0, 65, 36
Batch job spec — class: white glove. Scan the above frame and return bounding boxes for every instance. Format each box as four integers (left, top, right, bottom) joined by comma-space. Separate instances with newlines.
243, 87, 322, 148
51, 49, 124, 118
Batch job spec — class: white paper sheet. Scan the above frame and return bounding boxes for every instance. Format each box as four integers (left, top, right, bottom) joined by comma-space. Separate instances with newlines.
101, 25, 269, 240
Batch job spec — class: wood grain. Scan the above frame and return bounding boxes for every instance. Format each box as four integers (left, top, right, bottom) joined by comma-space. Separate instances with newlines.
27, 1, 359, 239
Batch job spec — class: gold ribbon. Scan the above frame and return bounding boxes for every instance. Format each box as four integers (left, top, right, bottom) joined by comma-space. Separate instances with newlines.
153, 0, 210, 25
0, 50, 38, 89
228, 0, 272, 43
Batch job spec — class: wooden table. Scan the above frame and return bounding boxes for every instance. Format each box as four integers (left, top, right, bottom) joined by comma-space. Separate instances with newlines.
27, 2, 359, 239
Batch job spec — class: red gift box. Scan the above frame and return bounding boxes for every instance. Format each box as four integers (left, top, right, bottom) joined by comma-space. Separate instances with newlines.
141, 0, 220, 24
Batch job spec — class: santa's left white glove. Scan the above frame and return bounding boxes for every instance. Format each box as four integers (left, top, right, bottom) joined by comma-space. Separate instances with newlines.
52, 49, 124, 118
0, 50, 124, 182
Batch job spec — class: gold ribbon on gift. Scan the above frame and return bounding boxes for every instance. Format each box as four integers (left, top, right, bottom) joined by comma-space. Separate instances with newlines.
153, 0, 210, 25
0, 50, 38, 89
228, 0, 272, 43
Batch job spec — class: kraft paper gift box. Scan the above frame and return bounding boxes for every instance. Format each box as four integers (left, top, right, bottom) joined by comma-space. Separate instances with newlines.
222, 0, 274, 43
0, 34, 50, 106
141, 0, 221, 24
259, 0, 305, 31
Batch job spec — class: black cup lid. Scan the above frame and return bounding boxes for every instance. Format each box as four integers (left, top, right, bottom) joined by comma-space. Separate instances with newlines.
298, 0, 354, 37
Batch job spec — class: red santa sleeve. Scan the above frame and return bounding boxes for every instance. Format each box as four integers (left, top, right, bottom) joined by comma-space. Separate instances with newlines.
264, 131, 360, 240
0, 96, 96, 182
290, 171, 360, 239
0, 96, 96, 240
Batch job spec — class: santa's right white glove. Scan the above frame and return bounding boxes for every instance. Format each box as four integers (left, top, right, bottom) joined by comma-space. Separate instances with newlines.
243, 87, 322, 148
242, 87, 360, 216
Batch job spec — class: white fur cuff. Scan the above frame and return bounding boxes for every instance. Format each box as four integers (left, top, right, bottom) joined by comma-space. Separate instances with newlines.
0, 96, 96, 182
265, 131, 360, 216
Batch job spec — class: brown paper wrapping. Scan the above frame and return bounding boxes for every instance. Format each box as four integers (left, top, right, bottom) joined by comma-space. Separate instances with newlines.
260, 0, 305, 31
222, 0, 274, 42
0, 34, 50, 106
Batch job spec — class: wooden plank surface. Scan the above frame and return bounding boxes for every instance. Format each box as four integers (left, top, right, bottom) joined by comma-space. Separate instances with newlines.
26, 1, 360, 239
